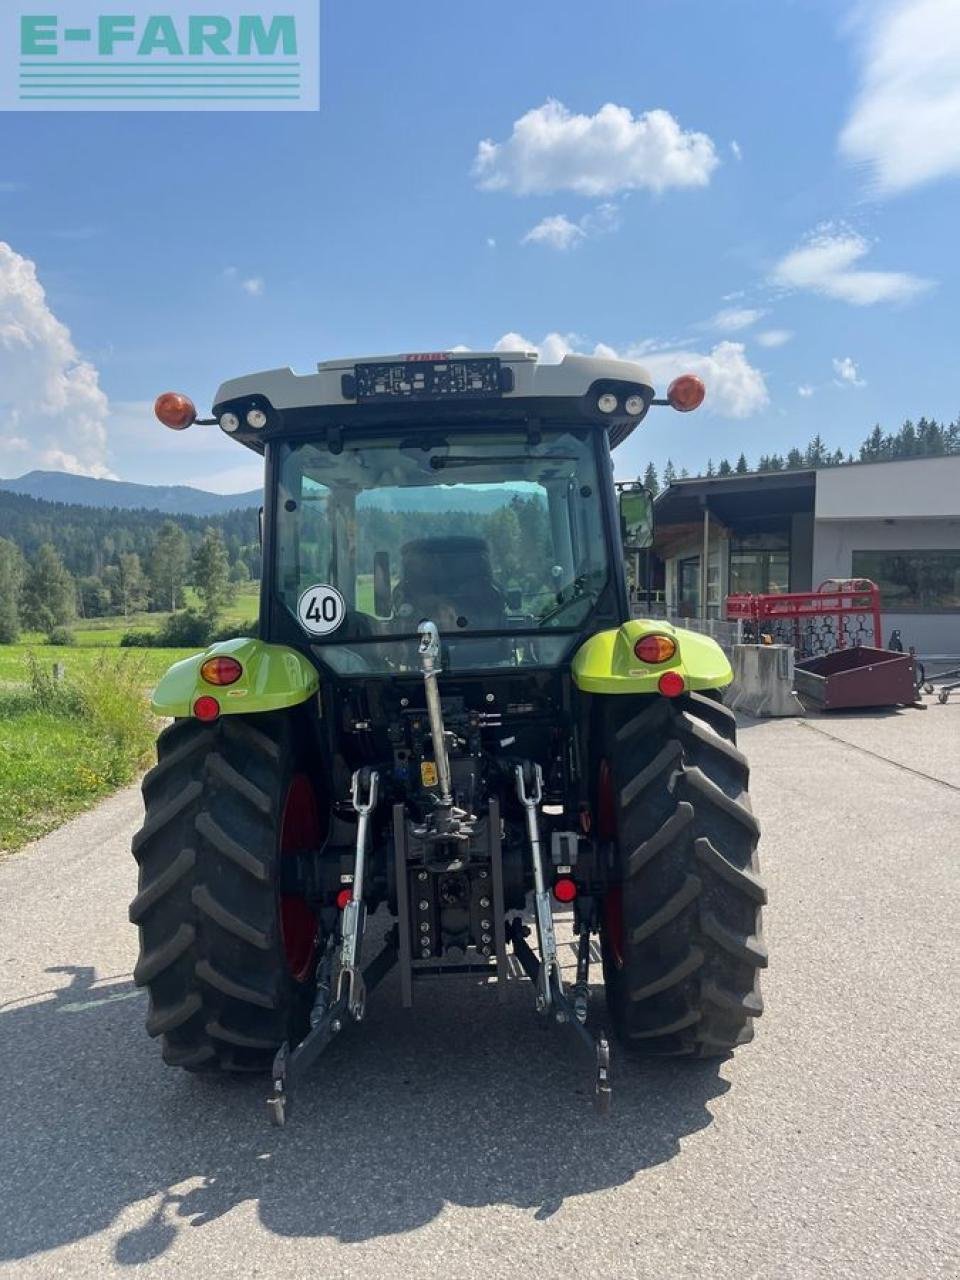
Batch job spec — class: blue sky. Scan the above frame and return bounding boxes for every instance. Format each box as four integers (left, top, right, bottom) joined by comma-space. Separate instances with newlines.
1, 0, 959, 492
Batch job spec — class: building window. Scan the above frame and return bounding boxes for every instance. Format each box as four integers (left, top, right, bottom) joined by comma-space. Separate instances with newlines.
729, 527, 791, 596
676, 555, 700, 617
852, 550, 960, 611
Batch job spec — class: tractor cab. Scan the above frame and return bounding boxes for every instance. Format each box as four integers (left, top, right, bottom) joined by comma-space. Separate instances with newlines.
158, 350, 693, 677
139, 351, 764, 1126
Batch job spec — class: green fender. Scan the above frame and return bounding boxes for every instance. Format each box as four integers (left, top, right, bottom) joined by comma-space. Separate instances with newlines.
571, 618, 732, 695
150, 637, 319, 718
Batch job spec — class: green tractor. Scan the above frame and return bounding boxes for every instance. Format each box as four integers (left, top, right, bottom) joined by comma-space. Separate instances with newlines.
133, 350, 765, 1122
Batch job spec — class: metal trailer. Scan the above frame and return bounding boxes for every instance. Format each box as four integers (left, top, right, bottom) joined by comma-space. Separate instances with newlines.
727, 580, 923, 710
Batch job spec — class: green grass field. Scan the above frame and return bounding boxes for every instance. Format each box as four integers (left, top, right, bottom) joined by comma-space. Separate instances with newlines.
0, 625, 215, 854
0, 644, 201, 855
70, 582, 259, 646
0, 583, 272, 854
0, 644, 196, 687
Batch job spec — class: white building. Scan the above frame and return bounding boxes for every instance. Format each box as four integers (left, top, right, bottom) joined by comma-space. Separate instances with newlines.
652, 455, 960, 657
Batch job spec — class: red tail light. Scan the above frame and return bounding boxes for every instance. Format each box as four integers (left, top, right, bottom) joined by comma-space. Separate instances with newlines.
155, 391, 197, 430
666, 374, 706, 413
193, 695, 220, 721
336, 888, 352, 910
200, 656, 243, 686
658, 671, 686, 698
553, 877, 578, 903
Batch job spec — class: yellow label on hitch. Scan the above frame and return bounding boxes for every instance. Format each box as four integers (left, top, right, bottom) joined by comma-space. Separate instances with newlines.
420, 760, 438, 787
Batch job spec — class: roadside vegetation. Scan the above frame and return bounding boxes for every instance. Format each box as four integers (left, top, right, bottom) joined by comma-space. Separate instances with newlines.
0, 647, 194, 854
0, 509, 260, 854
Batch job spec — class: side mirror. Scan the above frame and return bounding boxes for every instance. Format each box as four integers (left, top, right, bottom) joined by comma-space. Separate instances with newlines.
373, 551, 392, 618
620, 487, 653, 550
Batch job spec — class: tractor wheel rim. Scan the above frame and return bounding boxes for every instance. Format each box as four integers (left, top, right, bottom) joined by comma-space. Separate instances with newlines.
279, 773, 320, 982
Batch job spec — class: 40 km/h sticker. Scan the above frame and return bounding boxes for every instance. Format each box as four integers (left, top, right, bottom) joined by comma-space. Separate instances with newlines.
297, 584, 346, 635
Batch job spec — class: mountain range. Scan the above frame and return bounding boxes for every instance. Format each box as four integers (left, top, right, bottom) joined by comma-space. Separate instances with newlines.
0, 470, 533, 516
0, 470, 262, 516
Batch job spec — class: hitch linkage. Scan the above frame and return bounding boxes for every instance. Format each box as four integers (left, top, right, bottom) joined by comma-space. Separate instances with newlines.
514, 762, 612, 1115
266, 700, 612, 1122
267, 767, 386, 1127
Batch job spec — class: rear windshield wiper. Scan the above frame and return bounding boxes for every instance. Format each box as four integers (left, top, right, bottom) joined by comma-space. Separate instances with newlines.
430, 455, 578, 469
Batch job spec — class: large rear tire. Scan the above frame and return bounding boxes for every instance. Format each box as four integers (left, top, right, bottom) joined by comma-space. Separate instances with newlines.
600, 691, 766, 1057
130, 713, 323, 1073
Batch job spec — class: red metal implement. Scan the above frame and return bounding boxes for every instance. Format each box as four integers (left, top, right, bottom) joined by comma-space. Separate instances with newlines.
726, 578, 882, 658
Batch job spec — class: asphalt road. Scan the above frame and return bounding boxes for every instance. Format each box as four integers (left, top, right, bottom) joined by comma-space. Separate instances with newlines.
1, 705, 958, 1279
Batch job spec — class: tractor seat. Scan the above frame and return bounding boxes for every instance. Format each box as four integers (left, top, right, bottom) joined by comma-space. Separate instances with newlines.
394, 536, 506, 630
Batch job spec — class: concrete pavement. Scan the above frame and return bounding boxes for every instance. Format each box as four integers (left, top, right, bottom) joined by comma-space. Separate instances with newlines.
0, 706, 957, 1278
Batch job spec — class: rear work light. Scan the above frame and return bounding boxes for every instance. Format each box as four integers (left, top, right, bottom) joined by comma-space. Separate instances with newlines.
155, 392, 197, 430
658, 671, 686, 698
200, 656, 243, 686
634, 633, 677, 664
666, 374, 706, 413
193, 695, 220, 721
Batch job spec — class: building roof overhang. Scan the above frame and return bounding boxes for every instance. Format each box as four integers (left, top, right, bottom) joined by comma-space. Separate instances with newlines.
653, 469, 816, 527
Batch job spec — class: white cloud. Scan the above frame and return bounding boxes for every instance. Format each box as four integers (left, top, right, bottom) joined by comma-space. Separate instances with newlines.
771, 227, 931, 305
637, 341, 768, 419
486, 237, 497, 249
473, 100, 719, 196
494, 330, 580, 364
832, 355, 866, 387
493, 331, 768, 418
840, 0, 960, 194
0, 241, 114, 478
709, 306, 765, 332
798, 384, 815, 398
522, 214, 586, 251
730, 140, 742, 161
223, 265, 265, 297
522, 202, 621, 251
756, 328, 793, 348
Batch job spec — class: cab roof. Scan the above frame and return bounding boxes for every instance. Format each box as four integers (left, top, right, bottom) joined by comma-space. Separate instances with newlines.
211, 350, 657, 452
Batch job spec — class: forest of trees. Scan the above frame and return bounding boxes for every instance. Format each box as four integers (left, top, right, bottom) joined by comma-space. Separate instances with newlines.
641, 415, 960, 495
2, 411, 956, 644
0, 491, 260, 643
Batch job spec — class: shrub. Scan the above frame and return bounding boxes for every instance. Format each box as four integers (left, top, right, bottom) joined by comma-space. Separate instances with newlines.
119, 629, 158, 648
156, 608, 215, 648
120, 612, 257, 649
46, 626, 77, 646
211, 619, 258, 642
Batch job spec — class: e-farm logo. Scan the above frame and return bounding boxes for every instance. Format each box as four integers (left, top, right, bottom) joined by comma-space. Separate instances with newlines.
1, 2, 318, 110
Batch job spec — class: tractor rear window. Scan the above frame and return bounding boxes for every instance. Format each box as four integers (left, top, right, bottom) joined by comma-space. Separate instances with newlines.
274, 428, 613, 670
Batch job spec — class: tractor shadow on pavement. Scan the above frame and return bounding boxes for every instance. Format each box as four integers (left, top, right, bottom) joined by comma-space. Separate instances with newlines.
0, 947, 730, 1263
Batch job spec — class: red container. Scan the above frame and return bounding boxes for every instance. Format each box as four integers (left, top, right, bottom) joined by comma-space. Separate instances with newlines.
794, 646, 917, 710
